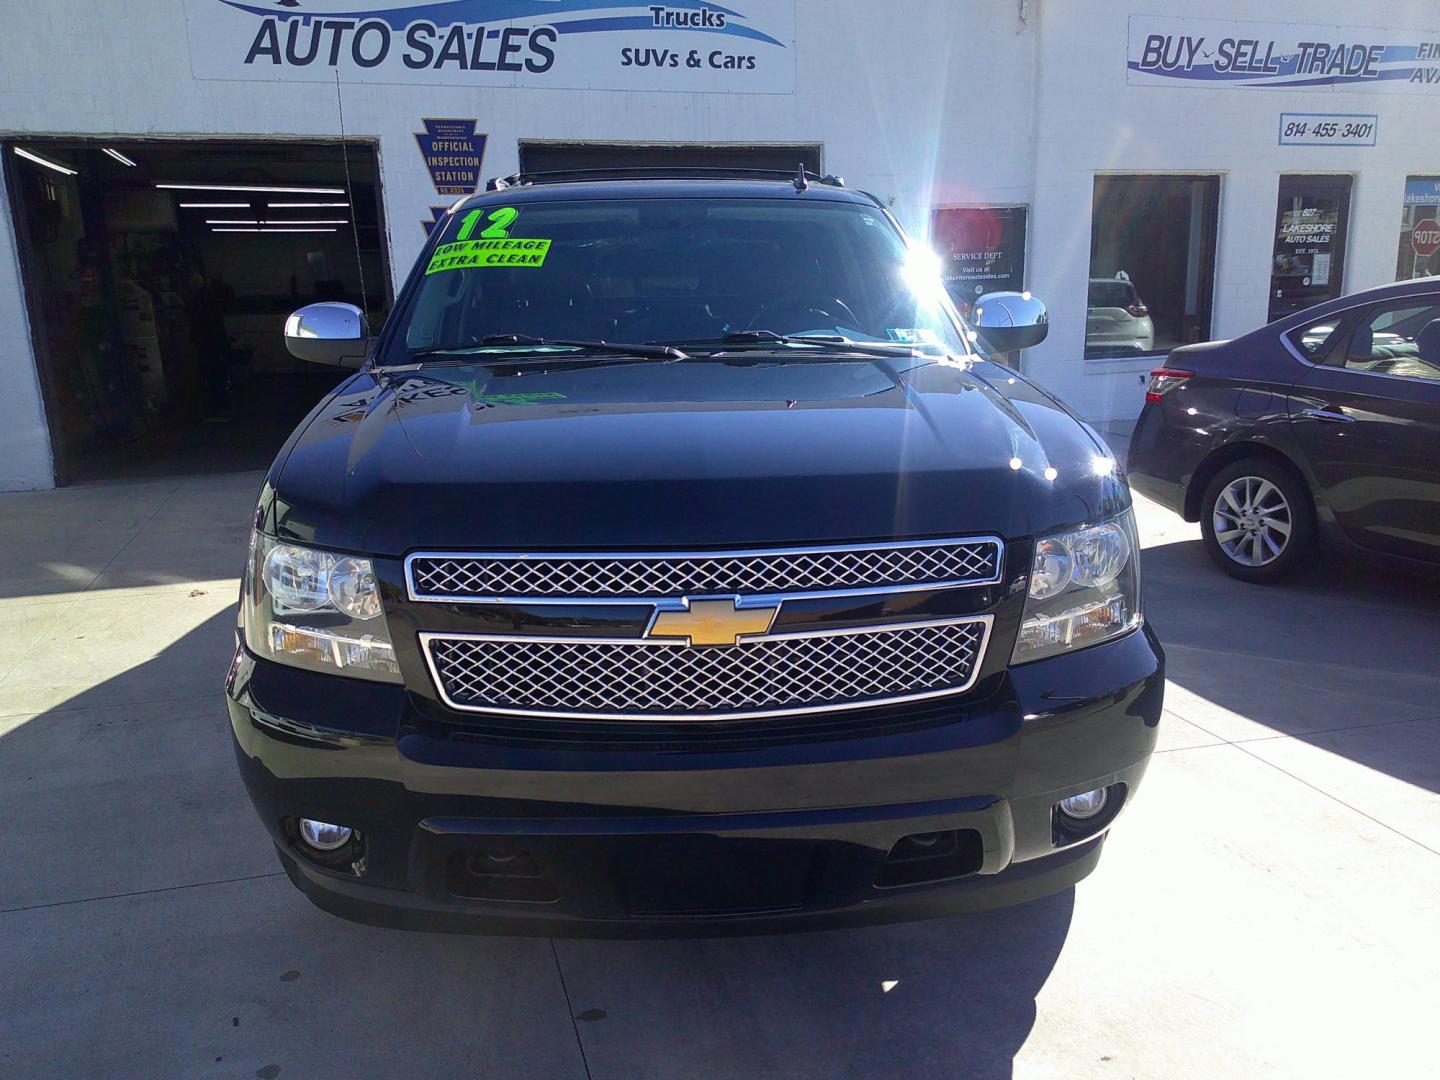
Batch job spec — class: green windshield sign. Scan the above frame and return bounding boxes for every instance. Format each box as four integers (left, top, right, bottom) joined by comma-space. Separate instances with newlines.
425, 238, 552, 274
426, 206, 551, 273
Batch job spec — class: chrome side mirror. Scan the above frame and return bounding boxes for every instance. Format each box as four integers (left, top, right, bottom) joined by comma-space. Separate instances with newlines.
971, 292, 1049, 352
284, 302, 371, 368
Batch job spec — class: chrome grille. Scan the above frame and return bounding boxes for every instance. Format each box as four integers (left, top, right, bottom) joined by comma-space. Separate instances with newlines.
421, 617, 992, 721
407, 539, 1002, 601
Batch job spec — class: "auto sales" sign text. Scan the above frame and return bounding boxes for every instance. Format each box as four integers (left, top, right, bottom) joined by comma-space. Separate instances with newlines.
184, 1, 795, 93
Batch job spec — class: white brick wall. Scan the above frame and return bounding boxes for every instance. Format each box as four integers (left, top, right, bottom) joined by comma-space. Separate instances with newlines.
1017, 0, 1440, 422
0, 167, 54, 490
3, 0, 1440, 484
0, 1, 1036, 488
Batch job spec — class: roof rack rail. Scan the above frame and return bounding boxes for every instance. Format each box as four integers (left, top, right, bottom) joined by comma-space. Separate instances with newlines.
485, 165, 847, 192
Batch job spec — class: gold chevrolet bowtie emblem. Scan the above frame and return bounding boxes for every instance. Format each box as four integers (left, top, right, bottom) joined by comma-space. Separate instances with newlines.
646, 597, 779, 647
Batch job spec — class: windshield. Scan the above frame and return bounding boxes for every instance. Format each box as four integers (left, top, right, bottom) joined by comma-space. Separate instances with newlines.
390, 197, 968, 361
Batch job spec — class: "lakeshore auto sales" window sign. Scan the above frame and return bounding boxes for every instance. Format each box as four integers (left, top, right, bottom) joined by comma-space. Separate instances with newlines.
184, 1, 796, 93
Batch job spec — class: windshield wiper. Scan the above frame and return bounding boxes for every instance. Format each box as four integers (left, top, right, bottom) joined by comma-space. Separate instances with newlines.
410, 334, 687, 361
657, 330, 928, 358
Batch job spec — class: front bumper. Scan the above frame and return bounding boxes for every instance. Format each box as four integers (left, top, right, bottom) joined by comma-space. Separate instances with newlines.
227, 624, 1163, 936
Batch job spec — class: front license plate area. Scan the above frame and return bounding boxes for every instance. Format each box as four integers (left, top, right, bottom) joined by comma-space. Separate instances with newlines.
612, 835, 816, 917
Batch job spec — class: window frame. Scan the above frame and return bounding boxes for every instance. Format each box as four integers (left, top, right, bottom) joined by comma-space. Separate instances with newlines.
1083, 173, 1221, 361
1284, 312, 1360, 367
1395, 176, 1440, 283
1267, 173, 1353, 324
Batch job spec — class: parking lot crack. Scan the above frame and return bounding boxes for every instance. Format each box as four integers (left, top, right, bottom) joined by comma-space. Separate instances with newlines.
1166, 708, 1440, 859
0, 870, 285, 916
79, 480, 186, 595
549, 938, 594, 1080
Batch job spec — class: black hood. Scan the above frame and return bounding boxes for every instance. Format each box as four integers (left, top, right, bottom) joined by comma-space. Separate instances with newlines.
262, 357, 1128, 555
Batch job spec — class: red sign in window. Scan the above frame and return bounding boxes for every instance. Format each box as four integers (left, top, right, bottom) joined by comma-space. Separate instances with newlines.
930, 206, 1027, 313
1411, 217, 1440, 258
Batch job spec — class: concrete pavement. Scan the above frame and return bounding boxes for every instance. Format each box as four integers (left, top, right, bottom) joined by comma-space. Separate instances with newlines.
1, 470, 1437, 1079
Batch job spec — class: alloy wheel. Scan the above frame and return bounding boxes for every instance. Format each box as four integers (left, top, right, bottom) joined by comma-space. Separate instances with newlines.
1212, 475, 1292, 567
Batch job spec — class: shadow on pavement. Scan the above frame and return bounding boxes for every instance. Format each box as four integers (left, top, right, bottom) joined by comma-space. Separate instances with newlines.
0, 470, 265, 601
554, 893, 1074, 1079
1143, 536, 1440, 794
2, 603, 1074, 1078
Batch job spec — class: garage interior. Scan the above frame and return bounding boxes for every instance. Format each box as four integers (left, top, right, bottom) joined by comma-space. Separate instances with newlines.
4, 139, 389, 484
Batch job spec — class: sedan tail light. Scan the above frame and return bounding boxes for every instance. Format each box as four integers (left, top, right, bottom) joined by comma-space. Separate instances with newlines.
1145, 368, 1193, 404
1126, 303, 1149, 318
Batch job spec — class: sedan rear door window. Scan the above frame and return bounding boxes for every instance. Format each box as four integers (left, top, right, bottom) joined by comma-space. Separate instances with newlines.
1341, 300, 1440, 383
1286, 317, 1343, 359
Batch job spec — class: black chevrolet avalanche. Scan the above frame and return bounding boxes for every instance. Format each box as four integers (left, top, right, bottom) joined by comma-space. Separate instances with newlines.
226, 171, 1164, 934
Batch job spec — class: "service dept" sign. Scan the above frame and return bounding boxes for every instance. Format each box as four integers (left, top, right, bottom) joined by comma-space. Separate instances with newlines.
184, 0, 795, 93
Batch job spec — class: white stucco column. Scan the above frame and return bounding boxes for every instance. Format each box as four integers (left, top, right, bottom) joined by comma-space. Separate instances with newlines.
0, 163, 55, 491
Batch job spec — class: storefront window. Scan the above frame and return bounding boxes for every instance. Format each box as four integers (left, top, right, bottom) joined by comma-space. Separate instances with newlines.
1269, 175, 1350, 322
930, 206, 1027, 317
1396, 177, 1440, 282
1085, 175, 1219, 359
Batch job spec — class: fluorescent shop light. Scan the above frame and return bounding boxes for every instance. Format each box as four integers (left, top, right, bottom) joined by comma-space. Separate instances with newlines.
157, 183, 346, 194
14, 147, 77, 176
267, 201, 351, 208
206, 219, 347, 226
178, 202, 250, 209
212, 227, 339, 233
102, 148, 138, 167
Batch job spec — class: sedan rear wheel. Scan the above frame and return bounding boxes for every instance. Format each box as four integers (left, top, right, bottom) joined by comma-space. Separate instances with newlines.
1213, 475, 1291, 566
1200, 458, 1314, 583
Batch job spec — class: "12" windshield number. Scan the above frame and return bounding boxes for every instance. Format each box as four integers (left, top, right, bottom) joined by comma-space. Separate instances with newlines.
456, 206, 519, 241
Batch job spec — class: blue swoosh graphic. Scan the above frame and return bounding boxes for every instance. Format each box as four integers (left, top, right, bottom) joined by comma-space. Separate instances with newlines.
214, 0, 778, 47
1128, 62, 1426, 88
549, 14, 779, 46
224, 0, 742, 24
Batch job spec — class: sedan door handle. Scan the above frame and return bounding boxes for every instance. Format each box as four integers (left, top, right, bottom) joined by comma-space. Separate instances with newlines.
1300, 407, 1354, 423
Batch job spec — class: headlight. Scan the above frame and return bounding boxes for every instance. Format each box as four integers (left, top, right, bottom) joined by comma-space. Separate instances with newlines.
1012, 510, 1142, 664
242, 533, 401, 683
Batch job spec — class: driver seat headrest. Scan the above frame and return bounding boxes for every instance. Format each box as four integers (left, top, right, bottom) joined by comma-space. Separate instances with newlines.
1416, 318, 1440, 365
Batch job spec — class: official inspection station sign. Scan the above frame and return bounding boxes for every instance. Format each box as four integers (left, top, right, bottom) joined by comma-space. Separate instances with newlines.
415, 119, 487, 196
184, 0, 796, 93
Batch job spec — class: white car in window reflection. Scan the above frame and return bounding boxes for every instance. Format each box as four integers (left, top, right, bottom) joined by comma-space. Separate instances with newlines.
1087, 278, 1155, 354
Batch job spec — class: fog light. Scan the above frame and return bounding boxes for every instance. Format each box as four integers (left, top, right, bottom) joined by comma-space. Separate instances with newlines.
298, 818, 353, 851
1057, 787, 1108, 821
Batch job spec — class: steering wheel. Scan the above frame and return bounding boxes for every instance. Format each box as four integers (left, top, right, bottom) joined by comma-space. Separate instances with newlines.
746, 294, 861, 334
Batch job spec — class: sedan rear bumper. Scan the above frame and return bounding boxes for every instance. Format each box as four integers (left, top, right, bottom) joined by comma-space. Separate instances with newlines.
1128, 403, 1197, 518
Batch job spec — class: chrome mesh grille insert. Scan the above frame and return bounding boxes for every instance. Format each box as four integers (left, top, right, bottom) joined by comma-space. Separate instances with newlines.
421, 618, 991, 720
408, 540, 1001, 600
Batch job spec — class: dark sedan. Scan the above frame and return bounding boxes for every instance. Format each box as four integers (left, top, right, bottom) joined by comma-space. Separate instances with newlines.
1129, 278, 1440, 582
